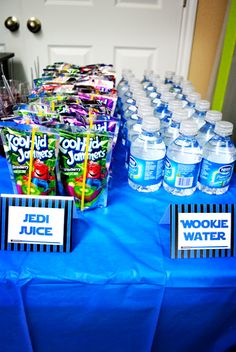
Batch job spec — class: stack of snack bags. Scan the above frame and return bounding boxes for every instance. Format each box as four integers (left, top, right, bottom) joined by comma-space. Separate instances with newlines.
0, 63, 119, 211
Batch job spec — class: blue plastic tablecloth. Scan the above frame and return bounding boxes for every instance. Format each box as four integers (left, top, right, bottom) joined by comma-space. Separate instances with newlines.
0, 144, 236, 352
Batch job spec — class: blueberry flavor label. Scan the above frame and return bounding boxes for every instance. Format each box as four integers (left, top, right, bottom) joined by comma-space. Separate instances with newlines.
128, 155, 164, 186
164, 157, 201, 189
199, 159, 234, 188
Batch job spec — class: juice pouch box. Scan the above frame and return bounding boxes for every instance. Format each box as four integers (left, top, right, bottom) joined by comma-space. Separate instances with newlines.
1, 124, 59, 196
58, 128, 113, 210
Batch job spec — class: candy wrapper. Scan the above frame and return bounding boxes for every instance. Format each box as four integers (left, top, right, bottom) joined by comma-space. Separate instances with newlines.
1, 124, 59, 196
58, 128, 113, 210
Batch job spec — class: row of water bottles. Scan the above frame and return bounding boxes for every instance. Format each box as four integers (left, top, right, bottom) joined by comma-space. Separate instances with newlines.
117, 68, 236, 196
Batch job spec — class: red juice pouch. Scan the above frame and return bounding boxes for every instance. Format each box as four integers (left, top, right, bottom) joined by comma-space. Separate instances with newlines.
1, 124, 59, 196
58, 128, 113, 210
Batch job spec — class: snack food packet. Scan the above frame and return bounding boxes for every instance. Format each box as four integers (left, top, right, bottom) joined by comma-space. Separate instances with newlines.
1, 123, 59, 196
58, 127, 113, 210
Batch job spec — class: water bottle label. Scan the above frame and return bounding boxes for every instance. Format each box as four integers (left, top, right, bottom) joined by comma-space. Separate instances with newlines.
164, 157, 201, 189
199, 160, 234, 188
128, 155, 164, 186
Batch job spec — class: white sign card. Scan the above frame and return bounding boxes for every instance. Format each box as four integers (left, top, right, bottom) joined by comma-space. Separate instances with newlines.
170, 203, 234, 259
8, 206, 65, 245
0, 194, 74, 252
178, 212, 231, 250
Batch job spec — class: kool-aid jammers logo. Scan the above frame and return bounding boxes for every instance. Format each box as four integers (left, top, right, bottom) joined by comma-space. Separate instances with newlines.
6, 133, 53, 164
59, 135, 106, 166
178, 212, 231, 250
93, 122, 108, 133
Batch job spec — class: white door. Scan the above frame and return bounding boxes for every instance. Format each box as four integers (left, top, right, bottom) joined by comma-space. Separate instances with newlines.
0, 0, 197, 83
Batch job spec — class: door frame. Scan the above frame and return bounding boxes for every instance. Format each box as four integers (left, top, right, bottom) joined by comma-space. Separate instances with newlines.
176, 0, 198, 78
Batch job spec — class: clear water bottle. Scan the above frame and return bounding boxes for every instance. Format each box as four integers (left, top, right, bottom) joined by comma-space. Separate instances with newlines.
128, 117, 166, 192
163, 120, 202, 196
181, 79, 192, 88
184, 92, 201, 117
117, 70, 132, 118
122, 105, 139, 145
123, 95, 136, 111
162, 108, 189, 147
198, 121, 236, 195
151, 83, 170, 107
148, 78, 163, 98
119, 89, 133, 124
168, 99, 184, 112
160, 99, 184, 133
177, 84, 194, 101
125, 106, 155, 154
154, 91, 174, 119
170, 75, 183, 94
196, 110, 222, 147
117, 69, 132, 96
141, 69, 154, 89
124, 112, 143, 168
146, 76, 161, 98
141, 69, 153, 82
164, 70, 175, 84
145, 84, 155, 97
191, 99, 210, 129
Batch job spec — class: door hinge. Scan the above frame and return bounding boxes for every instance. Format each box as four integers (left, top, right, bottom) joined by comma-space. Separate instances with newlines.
183, 0, 187, 8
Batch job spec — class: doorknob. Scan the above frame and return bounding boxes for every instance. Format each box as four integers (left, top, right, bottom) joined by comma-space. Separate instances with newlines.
27, 17, 41, 33
4, 16, 20, 32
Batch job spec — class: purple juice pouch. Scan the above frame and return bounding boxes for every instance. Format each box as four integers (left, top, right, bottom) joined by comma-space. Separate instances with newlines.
77, 92, 117, 116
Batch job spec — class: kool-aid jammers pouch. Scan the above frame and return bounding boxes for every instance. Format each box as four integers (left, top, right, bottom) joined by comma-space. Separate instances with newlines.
58, 128, 113, 210
1, 125, 59, 196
